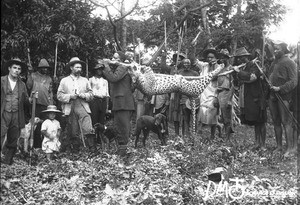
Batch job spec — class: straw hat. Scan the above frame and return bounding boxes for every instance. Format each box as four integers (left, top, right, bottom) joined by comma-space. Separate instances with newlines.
37, 58, 52, 69
1, 58, 28, 76
65, 57, 86, 73
234, 47, 251, 57
203, 48, 218, 59
42, 105, 61, 113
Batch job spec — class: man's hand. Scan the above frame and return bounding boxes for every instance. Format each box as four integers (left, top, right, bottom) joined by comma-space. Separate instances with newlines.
271, 86, 280, 92
70, 94, 78, 100
249, 73, 257, 81
78, 93, 85, 99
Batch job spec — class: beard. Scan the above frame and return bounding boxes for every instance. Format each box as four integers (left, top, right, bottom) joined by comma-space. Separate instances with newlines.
275, 51, 284, 59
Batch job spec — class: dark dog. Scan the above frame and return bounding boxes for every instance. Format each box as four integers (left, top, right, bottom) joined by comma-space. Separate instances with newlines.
134, 113, 168, 148
94, 123, 119, 150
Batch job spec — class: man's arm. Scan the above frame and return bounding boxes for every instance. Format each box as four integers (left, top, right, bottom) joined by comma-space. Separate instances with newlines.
102, 64, 128, 82
57, 78, 73, 103
278, 61, 298, 94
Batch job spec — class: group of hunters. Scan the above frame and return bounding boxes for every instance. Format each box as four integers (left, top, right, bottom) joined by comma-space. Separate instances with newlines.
1, 39, 299, 165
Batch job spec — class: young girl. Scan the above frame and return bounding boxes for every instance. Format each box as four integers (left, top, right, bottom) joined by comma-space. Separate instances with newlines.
41, 105, 62, 160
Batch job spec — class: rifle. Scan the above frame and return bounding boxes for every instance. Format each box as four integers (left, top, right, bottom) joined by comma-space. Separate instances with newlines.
29, 91, 38, 165
253, 60, 300, 131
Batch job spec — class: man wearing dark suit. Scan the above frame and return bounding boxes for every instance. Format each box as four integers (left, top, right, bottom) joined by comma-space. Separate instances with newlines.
102, 51, 135, 157
1, 58, 31, 165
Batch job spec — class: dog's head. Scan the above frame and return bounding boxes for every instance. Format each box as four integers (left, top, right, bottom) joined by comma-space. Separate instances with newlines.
33, 117, 43, 125
154, 113, 167, 133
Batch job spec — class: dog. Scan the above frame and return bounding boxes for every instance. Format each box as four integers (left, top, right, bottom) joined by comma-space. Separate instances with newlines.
17, 117, 43, 153
134, 113, 168, 148
93, 122, 119, 150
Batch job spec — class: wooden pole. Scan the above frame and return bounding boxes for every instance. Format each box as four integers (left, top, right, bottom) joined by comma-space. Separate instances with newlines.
164, 21, 167, 49
86, 58, 89, 78
54, 40, 58, 78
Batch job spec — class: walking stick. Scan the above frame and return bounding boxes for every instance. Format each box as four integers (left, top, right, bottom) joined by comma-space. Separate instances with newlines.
29, 91, 38, 166
254, 60, 300, 131
54, 40, 58, 79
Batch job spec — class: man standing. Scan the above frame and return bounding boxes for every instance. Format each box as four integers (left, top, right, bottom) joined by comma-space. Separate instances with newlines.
195, 48, 223, 140
101, 52, 135, 157
27, 58, 53, 148
57, 57, 95, 153
268, 41, 298, 157
1, 58, 31, 165
217, 49, 235, 142
178, 59, 199, 136
234, 47, 267, 150
89, 63, 110, 141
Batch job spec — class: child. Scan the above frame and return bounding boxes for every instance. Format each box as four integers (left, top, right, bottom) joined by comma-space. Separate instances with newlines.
41, 105, 62, 160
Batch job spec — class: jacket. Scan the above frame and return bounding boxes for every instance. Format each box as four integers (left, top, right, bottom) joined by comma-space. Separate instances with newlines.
103, 65, 135, 111
1, 75, 30, 129
57, 75, 93, 115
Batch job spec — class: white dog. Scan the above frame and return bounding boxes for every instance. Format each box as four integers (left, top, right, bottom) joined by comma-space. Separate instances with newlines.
17, 117, 43, 153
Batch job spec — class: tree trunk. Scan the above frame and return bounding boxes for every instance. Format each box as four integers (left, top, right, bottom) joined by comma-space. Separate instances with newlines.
231, 0, 242, 56
200, 0, 212, 48
121, 2, 127, 49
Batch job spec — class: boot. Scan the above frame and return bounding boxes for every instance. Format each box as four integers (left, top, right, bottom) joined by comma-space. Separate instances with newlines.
2, 148, 17, 165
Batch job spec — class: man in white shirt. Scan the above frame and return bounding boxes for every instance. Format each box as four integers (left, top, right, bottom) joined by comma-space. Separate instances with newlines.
89, 63, 110, 127
57, 57, 95, 153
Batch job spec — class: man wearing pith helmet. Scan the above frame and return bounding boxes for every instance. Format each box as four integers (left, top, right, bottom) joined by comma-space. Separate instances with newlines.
1, 58, 31, 165
27, 58, 54, 148
57, 57, 96, 153
217, 49, 235, 142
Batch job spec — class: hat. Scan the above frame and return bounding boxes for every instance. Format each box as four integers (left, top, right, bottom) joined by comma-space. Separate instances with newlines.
234, 47, 251, 57
172, 53, 187, 62
42, 105, 61, 113
115, 51, 126, 62
94, 63, 105, 70
273, 40, 290, 54
65, 57, 86, 73
218, 49, 231, 58
38, 58, 51, 69
203, 48, 218, 58
1, 58, 28, 76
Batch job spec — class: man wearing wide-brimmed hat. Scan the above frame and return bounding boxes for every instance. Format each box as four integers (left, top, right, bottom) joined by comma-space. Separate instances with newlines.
194, 47, 223, 139
233, 47, 267, 151
1, 58, 31, 165
57, 57, 96, 153
268, 41, 298, 157
27, 58, 54, 148
88, 62, 110, 137
216, 49, 235, 141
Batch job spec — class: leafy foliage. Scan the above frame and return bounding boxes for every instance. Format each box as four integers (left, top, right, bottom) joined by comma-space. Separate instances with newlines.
1, 124, 298, 204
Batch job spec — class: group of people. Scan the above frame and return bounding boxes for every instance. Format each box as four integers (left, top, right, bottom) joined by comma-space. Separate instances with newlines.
0, 40, 298, 165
